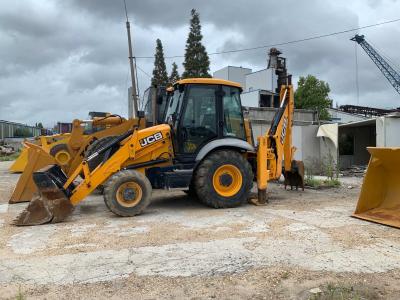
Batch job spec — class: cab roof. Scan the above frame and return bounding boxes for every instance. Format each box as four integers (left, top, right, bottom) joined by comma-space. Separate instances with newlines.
175, 78, 242, 89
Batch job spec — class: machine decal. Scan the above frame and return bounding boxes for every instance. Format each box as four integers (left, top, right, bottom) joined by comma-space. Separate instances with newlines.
280, 117, 288, 145
139, 132, 163, 147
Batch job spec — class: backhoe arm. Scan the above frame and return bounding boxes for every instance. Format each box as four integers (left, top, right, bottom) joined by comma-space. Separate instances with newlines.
256, 84, 296, 203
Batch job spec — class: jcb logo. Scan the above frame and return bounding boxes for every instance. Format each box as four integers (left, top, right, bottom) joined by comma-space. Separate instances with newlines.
139, 132, 163, 147
280, 117, 288, 145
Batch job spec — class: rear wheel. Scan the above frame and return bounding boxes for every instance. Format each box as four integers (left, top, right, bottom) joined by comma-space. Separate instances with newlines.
104, 170, 152, 217
194, 150, 253, 208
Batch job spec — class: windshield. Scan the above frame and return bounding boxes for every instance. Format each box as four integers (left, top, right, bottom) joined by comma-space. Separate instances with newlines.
164, 88, 184, 124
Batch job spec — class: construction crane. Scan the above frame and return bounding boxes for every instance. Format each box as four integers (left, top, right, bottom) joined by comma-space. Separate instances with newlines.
351, 34, 400, 95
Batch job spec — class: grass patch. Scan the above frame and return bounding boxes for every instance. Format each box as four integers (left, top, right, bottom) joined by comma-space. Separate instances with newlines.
304, 177, 341, 189
0, 151, 20, 161
309, 283, 379, 300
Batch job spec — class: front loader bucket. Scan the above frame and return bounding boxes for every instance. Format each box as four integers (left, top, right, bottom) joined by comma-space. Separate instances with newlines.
9, 147, 29, 173
9, 143, 56, 203
13, 165, 74, 226
353, 147, 400, 228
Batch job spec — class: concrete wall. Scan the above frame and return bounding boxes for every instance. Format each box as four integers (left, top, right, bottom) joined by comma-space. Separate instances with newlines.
376, 116, 400, 147
213, 66, 252, 90
246, 107, 316, 125
245, 69, 275, 92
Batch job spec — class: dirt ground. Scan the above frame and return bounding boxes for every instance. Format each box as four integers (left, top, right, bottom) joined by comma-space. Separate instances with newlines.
0, 160, 399, 299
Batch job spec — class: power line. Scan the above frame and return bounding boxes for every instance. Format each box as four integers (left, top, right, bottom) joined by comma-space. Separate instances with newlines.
135, 17, 400, 59
136, 64, 152, 78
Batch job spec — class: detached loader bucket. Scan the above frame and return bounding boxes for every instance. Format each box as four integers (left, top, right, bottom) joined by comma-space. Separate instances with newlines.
9, 146, 29, 173
353, 147, 400, 228
13, 165, 74, 226
9, 143, 56, 203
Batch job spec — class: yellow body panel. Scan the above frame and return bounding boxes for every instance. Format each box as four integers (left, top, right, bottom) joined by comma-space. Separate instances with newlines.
69, 124, 173, 206
176, 78, 242, 89
353, 147, 400, 228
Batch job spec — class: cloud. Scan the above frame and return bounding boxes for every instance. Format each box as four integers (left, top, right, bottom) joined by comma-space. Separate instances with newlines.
0, 0, 400, 127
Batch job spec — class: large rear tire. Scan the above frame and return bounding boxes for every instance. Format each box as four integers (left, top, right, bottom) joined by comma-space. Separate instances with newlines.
104, 170, 152, 217
194, 150, 253, 208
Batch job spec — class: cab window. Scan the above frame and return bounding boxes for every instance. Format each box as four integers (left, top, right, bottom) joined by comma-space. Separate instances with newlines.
180, 85, 218, 153
222, 86, 245, 140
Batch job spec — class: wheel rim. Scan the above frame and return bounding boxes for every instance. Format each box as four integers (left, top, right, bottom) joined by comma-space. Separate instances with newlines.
54, 150, 71, 165
212, 164, 243, 197
116, 182, 142, 207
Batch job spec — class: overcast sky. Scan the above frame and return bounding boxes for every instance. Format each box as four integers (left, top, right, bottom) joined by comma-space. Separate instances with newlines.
1, 0, 399, 127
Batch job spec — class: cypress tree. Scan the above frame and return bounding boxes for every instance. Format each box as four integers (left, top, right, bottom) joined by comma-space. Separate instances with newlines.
151, 39, 168, 87
182, 9, 211, 78
168, 62, 180, 86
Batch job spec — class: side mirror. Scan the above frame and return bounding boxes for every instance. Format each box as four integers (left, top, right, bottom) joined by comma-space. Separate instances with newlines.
137, 110, 145, 118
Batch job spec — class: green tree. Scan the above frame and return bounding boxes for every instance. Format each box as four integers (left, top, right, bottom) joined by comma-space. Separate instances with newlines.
36, 122, 44, 129
295, 75, 332, 120
151, 39, 168, 87
168, 62, 180, 86
182, 9, 211, 78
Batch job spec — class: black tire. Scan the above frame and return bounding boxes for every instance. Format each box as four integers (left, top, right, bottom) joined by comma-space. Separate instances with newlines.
194, 150, 253, 208
84, 136, 117, 171
103, 170, 152, 217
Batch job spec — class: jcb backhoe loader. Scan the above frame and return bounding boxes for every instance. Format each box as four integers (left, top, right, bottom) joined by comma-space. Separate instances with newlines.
9, 133, 71, 173
9, 116, 140, 204
14, 74, 304, 225
353, 147, 400, 228
9, 86, 172, 204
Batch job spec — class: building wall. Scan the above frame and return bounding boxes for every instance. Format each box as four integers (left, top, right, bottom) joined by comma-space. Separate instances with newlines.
213, 66, 252, 90
376, 116, 400, 147
245, 69, 275, 92
241, 90, 260, 107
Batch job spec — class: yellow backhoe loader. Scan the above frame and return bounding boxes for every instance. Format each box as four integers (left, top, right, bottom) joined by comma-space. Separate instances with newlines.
14, 72, 304, 225
9, 133, 71, 173
9, 116, 140, 204
353, 147, 400, 228
9, 86, 172, 204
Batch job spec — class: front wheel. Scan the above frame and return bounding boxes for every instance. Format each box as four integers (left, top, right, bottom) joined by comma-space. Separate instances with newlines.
194, 150, 253, 208
104, 170, 152, 217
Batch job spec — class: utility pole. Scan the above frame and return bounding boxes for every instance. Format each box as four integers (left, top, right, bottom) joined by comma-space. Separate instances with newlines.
124, 0, 139, 118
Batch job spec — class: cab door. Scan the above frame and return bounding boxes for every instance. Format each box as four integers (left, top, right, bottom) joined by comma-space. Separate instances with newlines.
176, 84, 218, 158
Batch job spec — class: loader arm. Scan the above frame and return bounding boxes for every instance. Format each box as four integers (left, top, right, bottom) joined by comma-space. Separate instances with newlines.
256, 84, 296, 203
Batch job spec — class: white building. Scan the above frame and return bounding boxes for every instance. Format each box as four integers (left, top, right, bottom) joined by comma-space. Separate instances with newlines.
213, 66, 252, 91
213, 66, 277, 107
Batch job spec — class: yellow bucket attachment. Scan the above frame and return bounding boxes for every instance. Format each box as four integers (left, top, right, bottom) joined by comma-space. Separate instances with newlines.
9, 146, 29, 173
9, 143, 56, 204
13, 165, 74, 226
353, 147, 400, 228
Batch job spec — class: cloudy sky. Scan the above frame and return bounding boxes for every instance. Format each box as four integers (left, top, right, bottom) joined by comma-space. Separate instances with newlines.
1, 0, 399, 127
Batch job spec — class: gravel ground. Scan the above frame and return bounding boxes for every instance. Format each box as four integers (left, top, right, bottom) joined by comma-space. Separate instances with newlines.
0, 160, 399, 299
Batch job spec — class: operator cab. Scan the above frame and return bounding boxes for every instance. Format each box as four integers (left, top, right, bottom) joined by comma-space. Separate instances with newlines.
164, 78, 247, 161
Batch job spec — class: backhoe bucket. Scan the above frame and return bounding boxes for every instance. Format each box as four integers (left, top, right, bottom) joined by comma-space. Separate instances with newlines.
9, 143, 56, 203
9, 146, 29, 173
353, 147, 400, 228
13, 165, 74, 226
